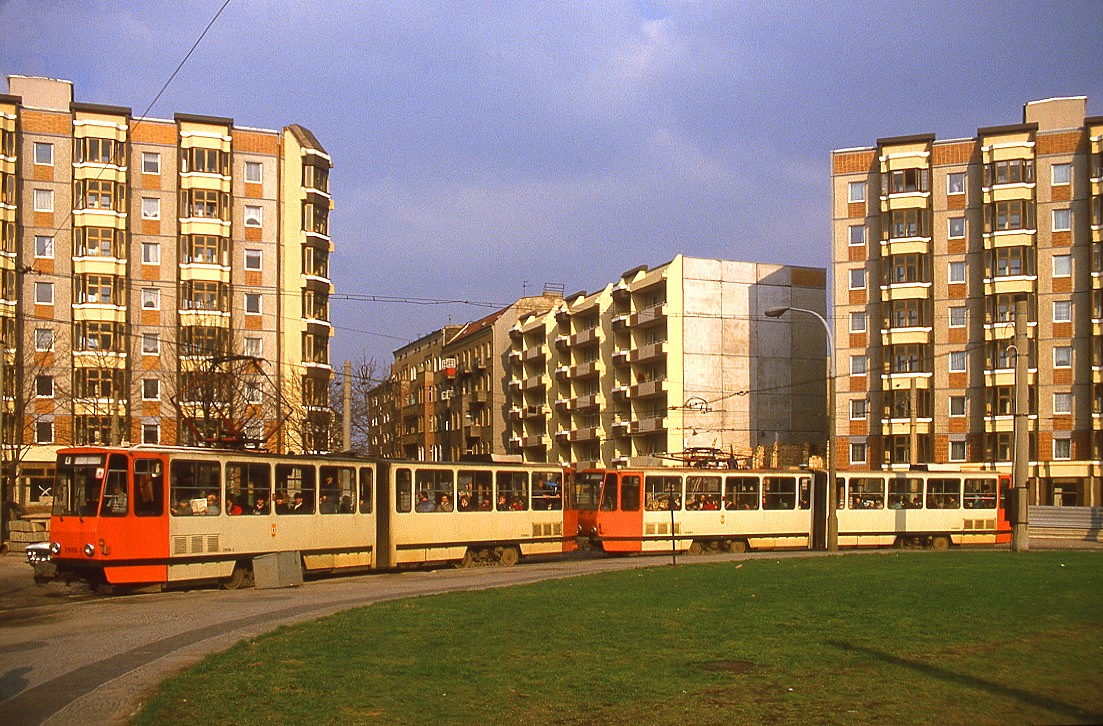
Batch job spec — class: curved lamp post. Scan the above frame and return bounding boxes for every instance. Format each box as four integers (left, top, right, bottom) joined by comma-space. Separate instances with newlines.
765, 305, 839, 551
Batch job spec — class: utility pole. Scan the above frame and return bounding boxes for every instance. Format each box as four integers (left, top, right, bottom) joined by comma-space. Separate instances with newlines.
342, 359, 352, 451
1011, 296, 1030, 552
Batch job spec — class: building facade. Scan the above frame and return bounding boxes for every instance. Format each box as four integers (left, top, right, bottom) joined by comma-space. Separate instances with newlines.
0, 76, 334, 505
832, 96, 1103, 507
508, 255, 829, 468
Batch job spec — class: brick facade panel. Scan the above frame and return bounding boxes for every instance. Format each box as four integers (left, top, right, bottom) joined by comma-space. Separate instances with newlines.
130, 121, 177, 145
832, 150, 876, 175
21, 109, 72, 135
931, 141, 977, 166
1036, 131, 1083, 156
234, 130, 280, 155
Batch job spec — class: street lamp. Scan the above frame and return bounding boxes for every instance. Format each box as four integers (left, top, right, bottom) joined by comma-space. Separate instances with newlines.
765, 305, 838, 551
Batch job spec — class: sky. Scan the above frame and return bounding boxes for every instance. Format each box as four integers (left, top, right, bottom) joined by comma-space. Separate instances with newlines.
2, 0, 1102, 372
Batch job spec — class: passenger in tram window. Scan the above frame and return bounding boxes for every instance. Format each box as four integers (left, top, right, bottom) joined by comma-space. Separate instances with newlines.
339, 495, 353, 513
225, 494, 243, 516
205, 492, 221, 515
702, 495, 719, 511
291, 491, 309, 513
319, 492, 337, 514
511, 496, 526, 511
102, 483, 127, 515
496, 494, 509, 511
458, 492, 472, 511
438, 493, 454, 512
172, 497, 192, 516
415, 491, 436, 512
274, 490, 290, 514
252, 494, 269, 515
478, 495, 492, 511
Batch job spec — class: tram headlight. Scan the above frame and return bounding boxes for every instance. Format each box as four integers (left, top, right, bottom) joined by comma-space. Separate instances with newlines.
50, 541, 61, 555
83, 543, 96, 558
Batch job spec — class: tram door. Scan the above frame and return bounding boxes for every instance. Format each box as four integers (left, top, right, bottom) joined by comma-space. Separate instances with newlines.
995, 475, 1013, 544
596, 472, 644, 553
810, 471, 828, 550
96, 453, 169, 584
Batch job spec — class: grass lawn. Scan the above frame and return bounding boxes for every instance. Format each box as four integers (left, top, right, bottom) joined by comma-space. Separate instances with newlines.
135, 551, 1103, 725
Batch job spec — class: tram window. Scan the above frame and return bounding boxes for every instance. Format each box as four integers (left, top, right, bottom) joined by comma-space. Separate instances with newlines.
848, 477, 885, 509
415, 468, 454, 512
53, 454, 105, 517
276, 464, 316, 514
100, 454, 129, 517
600, 473, 618, 511
133, 458, 164, 516
762, 476, 796, 510
644, 475, 682, 511
395, 468, 412, 513
621, 475, 641, 512
496, 471, 528, 511
835, 476, 846, 510
927, 478, 961, 509
725, 476, 759, 510
889, 477, 923, 509
685, 475, 721, 510
457, 469, 493, 511
963, 478, 996, 509
532, 470, 563, 510
359, 468, 373, 513
320, 466, 355, 513
226, 462, 271, 515
798, 477, 811, 510
570, 472, 603, 511
170, 459, 221, 515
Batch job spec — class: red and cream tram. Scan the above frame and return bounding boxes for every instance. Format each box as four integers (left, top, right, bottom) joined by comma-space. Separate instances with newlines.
34, 446, 573, 589
571, 466, 1012, 554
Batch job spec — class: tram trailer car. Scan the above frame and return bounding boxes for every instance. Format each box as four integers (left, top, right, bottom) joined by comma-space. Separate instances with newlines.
31, 447, 574, 590
571, 466, 1011, 554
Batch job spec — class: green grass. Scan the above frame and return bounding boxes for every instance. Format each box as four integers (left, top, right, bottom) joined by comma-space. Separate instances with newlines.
134, 551, 1103, 725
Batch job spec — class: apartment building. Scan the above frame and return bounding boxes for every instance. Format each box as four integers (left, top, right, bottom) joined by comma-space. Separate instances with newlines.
0, 76, 334, 504
508, 255, 828, 468
832, 96, 1103, 507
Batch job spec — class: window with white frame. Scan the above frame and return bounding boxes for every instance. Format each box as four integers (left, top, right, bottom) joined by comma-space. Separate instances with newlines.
35, 328, 53, 351
244, 336, 262, 358
35, 421, 53, 444
142, 242, 160, 264
947, 172, 966, 195
848, 181, 866, 202
850, 355, 868, 375
849, 311, 867, 333
33, 142, 53, 165
244, 205, 263, 227
949, 351, 967, 372
1053, 437, 1072, 460
949, 440, 966, 461
33, 188, 53, 212
949, 306, 967, 328
850, 442, 867, 464
948, 217, 966, 239
949, 395, 966, 417
142, 152, 161, 174
244, 161, 263, 183
848, 225, 866, 246
1053, 254, 1071, 277
34, 281, 53, 304
1053, 392, 1072, 415
1053, 300, 1072, 323
142, 378, 160, 400
142, 333, 159, 355
948, 261, 966, 284
244, 380, 262, 404
141, 288, 159, 310
244, 249, 262, 270
1052, 163, 1071, 186
142, 423, 159, 445
1053, 208, 1071, 232
35, 375, 53, 398
849, 399, 867, 420
34, 235, 54, 258
141, 197, 160, 219
245, 293, 262, 314
849, 268, 866, 290
1053, 346, 1072, 368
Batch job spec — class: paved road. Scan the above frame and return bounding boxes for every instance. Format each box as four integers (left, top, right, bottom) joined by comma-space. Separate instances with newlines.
0, 539, 1097, 725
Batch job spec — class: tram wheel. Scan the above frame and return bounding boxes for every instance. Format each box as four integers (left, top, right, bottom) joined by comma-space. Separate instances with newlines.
729, 539, 747, 554
687, 541, 703, 556
498, 546, 520, 567
459, 550, 477, 568
222, 563, 254, 590
930, 536, 951, 552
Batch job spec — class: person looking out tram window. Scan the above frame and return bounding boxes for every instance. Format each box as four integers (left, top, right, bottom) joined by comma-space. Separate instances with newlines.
101, 482, 127, 516
252, 494, 269, 515
225, 494, 243, 516
438, 493, 454, 512
274, 490, 290, 514
415, 491, 436, 512
172, 497, 192, 516
205, 492, 221, 515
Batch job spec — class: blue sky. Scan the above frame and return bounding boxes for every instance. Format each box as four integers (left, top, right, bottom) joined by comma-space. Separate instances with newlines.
3, 0, 1101, 370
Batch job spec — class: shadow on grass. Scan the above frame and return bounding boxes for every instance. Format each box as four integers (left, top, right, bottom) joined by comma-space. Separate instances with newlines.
826, 640, 1101, 723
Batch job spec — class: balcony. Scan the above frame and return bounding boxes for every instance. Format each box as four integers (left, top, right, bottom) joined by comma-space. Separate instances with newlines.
569, 361, 600, 379
984, 275, 1036, 296
629, 304, 666, 329
880, 371, 932, 390
523, 434, 549, 448
628, 341, 667, 364
571, 426, 602, 442
521, 374, 545, 391
880, 327, 932, 347
629, 378, 667, 399
880, 282, 931, 302
521, 404, 546, 419
469, 390, 489, 404
880, 418, 933, 436
508, 349, 522, 365
569, 327, 600, 347
522, 345, 545, 363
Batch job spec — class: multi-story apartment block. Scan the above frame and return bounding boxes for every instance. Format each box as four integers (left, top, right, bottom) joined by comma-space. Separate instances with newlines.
832, 96, 1103, 507
508, 255, 828, 468
0, 76, 334, 505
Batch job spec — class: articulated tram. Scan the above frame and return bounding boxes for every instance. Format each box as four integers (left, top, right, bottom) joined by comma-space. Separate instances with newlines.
30, 445, 1013, 590
569, 466, 1013, 553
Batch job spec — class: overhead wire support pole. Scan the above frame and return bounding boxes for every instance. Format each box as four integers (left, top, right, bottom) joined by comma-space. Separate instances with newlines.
1011, 296, 1030, 552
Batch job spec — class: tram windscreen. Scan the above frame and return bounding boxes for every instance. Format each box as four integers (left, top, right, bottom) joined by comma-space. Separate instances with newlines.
53, 454, 106, 517
570, 472, 603, 511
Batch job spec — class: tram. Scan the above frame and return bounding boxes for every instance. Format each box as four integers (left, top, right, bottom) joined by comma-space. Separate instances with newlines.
571, 465, 1012, 554
32, 445, 573, 589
